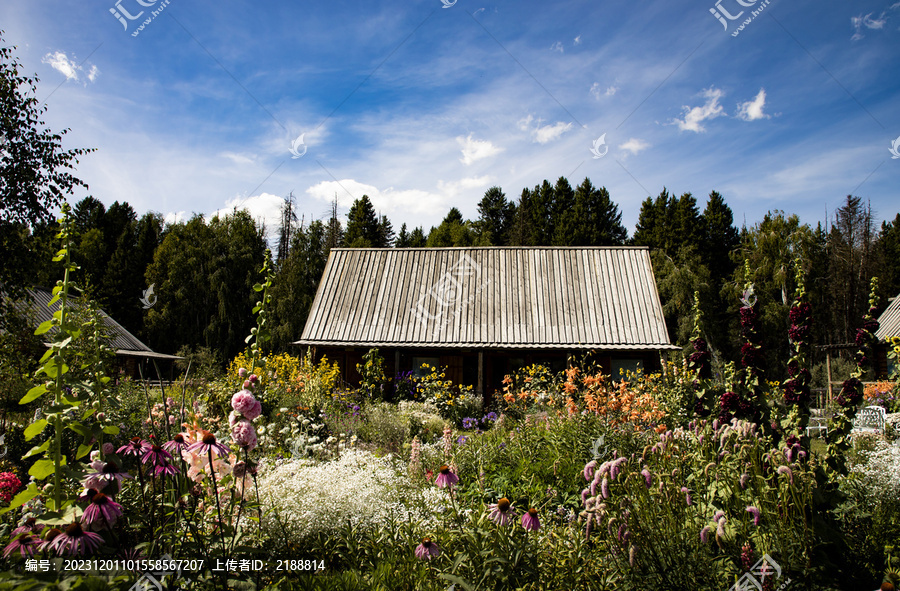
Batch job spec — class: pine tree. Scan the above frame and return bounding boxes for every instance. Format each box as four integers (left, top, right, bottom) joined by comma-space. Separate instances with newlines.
377, 214, 395, 247
475, 186, 514, 246
408, 226, 427, 247
396, 223, 411, 248
344, 195, 380, 247
276, 192, 298, 264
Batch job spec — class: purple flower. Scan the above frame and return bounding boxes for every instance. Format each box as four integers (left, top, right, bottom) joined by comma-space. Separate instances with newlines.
746, 505, 761, 526
117, 438, 151, 457
601, 477, 610, 499
152, 460, 179, 477
163, 433, 190, 454
583, 460, 597, 482
488, 497, 515, 526
12, 518, 44, 537
414, 538, 440, 560
231, 420, 258, 451
47, 522, 104, 556
681, 487, 692, 506
462, 417, 478, 430
700, 525, 711, 544
435, 465, 459, 489
142, 444, 173, 467
739, 473, 750, 489
84, 461, 131, 492
187, 431, 231, 459
521, 508, 541, 531
3, 533, 41, 558
777, 465, 793, 484
641, 468, 652, 489
231, 390, 258, 416
83, 492, 124, 530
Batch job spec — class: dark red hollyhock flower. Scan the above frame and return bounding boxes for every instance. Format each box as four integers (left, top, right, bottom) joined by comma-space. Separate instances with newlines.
789, 302, 812, 324
863, 319, 880, 333
693, 338, 708, 352
720, 391, 740, 411
787, 359, 799, 377
740, 307, 757, 328
838, 378, 863, 407
783, 380, 801, 405
738, 399, 753, 416
741, 344, 763, 369
855, 329, 868, 347
789, 324, 811, 343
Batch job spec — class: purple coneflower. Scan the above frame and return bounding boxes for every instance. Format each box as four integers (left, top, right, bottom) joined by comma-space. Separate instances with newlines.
187, 431, 231, 459
83, 492, 124, 530
746, 505, 761, 526
488, 497, 515, 525
3, 533, 41, 558
84, 461, 132, 491
152, 460, 179, 477
434, 465, 459, 489
414, 537, 441, 560
521, 507, 540, 531
117, 437, 151, 457
38, 528, 62, 553
163, 433, 190, 454
47, 522, 104, 556
12, 518, 44, 537
142, 444, 173, 467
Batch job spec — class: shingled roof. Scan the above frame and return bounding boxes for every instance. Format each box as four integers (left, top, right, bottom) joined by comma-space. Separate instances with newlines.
875, 295, 900, 341
296, 247, 678, 350
18, 288, 181, 360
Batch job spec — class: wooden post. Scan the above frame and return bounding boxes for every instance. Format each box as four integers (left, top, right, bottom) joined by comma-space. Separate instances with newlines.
826, 350, 833, 407
477, 351, 484, 396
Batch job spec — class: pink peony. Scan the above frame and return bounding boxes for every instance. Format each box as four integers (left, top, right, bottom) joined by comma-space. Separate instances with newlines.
231, 420, 258, 451
231, 390, 258, 416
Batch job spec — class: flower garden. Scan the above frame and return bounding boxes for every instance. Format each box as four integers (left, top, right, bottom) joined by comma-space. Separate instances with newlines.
2, 210, 900, 590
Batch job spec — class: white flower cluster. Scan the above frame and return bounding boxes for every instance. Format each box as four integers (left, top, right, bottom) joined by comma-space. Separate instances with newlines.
849, 437, 900, 505
257, 449, 449, 541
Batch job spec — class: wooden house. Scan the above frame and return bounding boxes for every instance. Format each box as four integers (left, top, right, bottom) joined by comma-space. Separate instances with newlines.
294, 247, 678, 395
875, 294, 900, 378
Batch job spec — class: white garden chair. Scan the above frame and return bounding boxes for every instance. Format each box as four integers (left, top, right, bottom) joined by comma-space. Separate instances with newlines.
851, 405, 886, 435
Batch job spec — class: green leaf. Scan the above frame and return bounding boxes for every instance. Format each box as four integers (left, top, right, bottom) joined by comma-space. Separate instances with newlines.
69, 422, 91, 438
103, 425, 121, 436
24, 419, 48, 441
0, 483, 41, 515
253, 283, 264, 292
29, 459, 57, 480
23, 440, 51, 459
76, 443, 92, 460
34, 319, 54, 335
20, 384, 47, 405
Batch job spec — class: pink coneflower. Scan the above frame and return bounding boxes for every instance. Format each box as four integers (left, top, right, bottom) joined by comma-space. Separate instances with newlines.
521, 508, 540, 531
142, 444, 173, 466
187, 431, 231, 458
488, 497, 515, 526
435, 465, 459, 489
151, 460, 179, 477
3, 533, 41, 558
12, 518, 44, 537
117, 438, 151, 457
746, 505, 761, 526
414, 537, 441, 560
47, 522, 104, 556
83, 492, 124, 530
163, 433, 190, 454
84, 461, 132, 491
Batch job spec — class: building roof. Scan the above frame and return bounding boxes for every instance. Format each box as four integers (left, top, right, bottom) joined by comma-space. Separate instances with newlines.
876, 295, 900, 340
16, 287, 181, 360
296, 247, 678, 350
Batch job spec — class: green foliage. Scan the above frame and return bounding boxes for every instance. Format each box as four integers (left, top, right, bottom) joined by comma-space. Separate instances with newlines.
357, 348, 389, 401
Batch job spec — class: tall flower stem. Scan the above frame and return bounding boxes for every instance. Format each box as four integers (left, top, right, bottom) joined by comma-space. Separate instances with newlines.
207, 448, 227, 557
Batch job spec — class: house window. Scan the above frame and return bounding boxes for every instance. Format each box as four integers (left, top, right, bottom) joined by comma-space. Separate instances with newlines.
611, 358, 643, 378
412, 357, 440, 377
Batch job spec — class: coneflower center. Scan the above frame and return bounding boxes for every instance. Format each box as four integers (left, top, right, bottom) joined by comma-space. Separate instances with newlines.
439, 465, 450, 474
65, 522, 84, 537
92, 493, 108, 505
102, 461, 119, 474
527, 507, 538, 517
498, 498, 511, 512
202, 431, 217, 444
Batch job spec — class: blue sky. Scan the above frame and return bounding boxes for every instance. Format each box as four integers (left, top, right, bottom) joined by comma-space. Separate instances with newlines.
2, 0, 899, 238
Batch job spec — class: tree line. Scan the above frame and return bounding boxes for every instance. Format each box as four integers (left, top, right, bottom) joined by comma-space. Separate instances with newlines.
2, 31, 899, 378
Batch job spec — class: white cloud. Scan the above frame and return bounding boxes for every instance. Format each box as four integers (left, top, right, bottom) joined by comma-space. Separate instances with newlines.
736, 88, 770, 121
851, 11, 889, 40
550, 41, 564, 53
219, 151, 257, 165
590, 82, 617, 100
619, 138, 650, 155
574, 35, 582, 45
673, 87, 725, 133
210, 193, 285, 233
164, 211, 186, 225
518, 115, 573, 144
41, 51, 99, 83
457, 133, 503, 165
